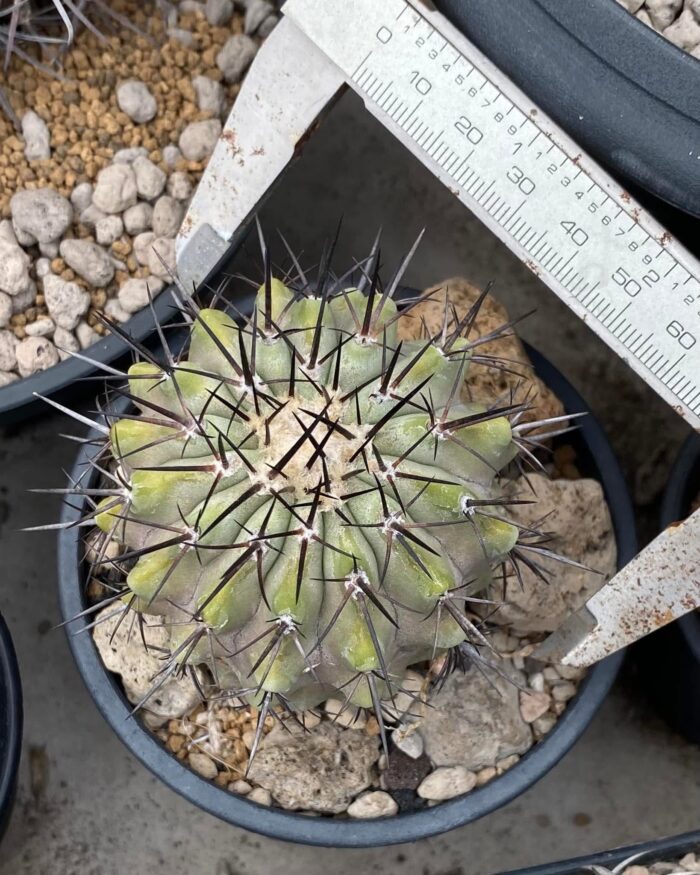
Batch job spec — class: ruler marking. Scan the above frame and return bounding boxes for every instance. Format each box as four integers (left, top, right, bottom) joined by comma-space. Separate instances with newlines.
286, 0, 700, 426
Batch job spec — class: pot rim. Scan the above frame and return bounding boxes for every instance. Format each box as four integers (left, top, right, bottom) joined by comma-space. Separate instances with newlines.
0, 613, 22, 838
56, 344, 635, 847
661, 433, 700, 655
497, 828, 700, 875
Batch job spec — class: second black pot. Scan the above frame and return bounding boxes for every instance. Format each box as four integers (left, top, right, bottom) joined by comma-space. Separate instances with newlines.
639, 433, 700, 744
0, 613, 22, 842
57, 345, 636, 847
498, 829, 700, 875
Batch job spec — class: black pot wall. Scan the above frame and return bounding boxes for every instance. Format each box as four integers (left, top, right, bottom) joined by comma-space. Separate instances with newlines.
638, 434, 700, 743
0, 613, 22, 842
57, 345, 636, 847
497, 829, 700, 875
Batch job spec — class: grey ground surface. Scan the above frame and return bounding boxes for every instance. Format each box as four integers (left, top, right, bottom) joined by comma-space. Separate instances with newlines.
1, 92, 698, 875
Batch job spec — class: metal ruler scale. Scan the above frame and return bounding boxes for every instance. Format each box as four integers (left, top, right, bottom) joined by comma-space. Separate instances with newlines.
284, 0, 700, 429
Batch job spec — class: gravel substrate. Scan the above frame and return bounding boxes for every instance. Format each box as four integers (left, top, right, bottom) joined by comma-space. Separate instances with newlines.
621, 854, 700, 875
0, 0, 277, 386
616, 0, 700, 55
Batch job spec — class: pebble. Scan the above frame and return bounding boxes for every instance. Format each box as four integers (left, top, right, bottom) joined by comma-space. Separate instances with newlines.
15, 336, 59, 377
95, 215, 125, 246
38, 241, 59, 258
10, 188, 73, 244
528, 672, 545, 693
188, 751, 218, 780
247, 723, 380, 814
323, 699, 367, 730
116, 79, 158, 124
70, 183, 94, 214
59, 239, 115, 288
247, 787, 272, 806
54, 326, 80, 360
76, 321, 100, 350
104, 298, 131, 324
0, 371, 17, 387
79, 204, 108, 228
347, 791, 398, 819
419, 666, 532, 771
21, 110, 51, 161
92, 164, 138, 214
476, 766, 498, 786
417, 766, 477, 801
167, 171, 194, 201
663, 7, 700, 48
168, 28, 195, 48
205, 0, 234, 26
0, 330, 18, 371
162, 144, 183, 169
0, 239, 31, 295
532, 714, 557, 737
117, 277, 165, 314
229, 779, 251, 795
123, 203, 154, 236
148, 237, 177, 279
391, 726, 424, 759
257, 14, 277, 39
24, 317, 55, 338
487, 474, 616, 633
11, 283, 35, 314
152, 196, 184, 238
134, 231, 157, 266
93, 606, 203, 723
113, 146, 150, 165
519, 691, 552, 724
216, 35, 258, 83
133, 156, 167, 201
192, 75, 225, 115
617, 0, 645, 10
179, 118, 222, 161
551, 682, 577, 703
42, 274, 91, 330
0, 293, 10, 328
646, 0, 683, 28
245, 0, 274, 34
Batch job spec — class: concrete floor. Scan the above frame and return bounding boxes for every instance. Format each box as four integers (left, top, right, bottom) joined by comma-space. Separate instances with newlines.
1, 92, 699, 875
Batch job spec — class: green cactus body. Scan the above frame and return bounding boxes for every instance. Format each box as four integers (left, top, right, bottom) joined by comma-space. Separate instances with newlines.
95, 276, 522, 717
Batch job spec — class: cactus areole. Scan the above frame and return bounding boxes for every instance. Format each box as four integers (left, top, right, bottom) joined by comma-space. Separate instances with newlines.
87, 257, 557, 755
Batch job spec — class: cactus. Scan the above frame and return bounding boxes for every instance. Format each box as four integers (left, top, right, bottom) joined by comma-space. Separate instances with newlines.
46, 233, 576, 762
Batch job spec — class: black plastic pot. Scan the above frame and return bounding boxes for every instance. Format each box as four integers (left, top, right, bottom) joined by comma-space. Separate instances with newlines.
0, 613, 22, 841
639, 433, 700, 743
57, 345, 635, 847
498, 829, 700, 875
438, 0, 700, 217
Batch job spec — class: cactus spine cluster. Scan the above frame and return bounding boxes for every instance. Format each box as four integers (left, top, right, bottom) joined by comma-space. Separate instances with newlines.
60, 238, 565, 757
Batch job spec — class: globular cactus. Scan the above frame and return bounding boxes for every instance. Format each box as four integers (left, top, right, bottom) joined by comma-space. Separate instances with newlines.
54, 236, 570, 760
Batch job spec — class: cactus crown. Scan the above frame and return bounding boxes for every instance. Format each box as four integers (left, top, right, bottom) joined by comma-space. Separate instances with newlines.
53, 233, 571, 763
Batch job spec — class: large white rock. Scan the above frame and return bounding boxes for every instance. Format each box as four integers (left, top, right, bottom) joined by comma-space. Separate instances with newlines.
116, 79, 157, 124
133, 156, 167, 201
92, 164, 138, 214
216, 34, 258, 83
486, 474, 617, 633
15, 336, 59, 377
0, 238, 31, 296
43, 274, 91, 330
21, 110, 51, 161
59, 239, 115, 288
179, 119, 222, 162
10, 188, 73, 244
92, 606, 204, 725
